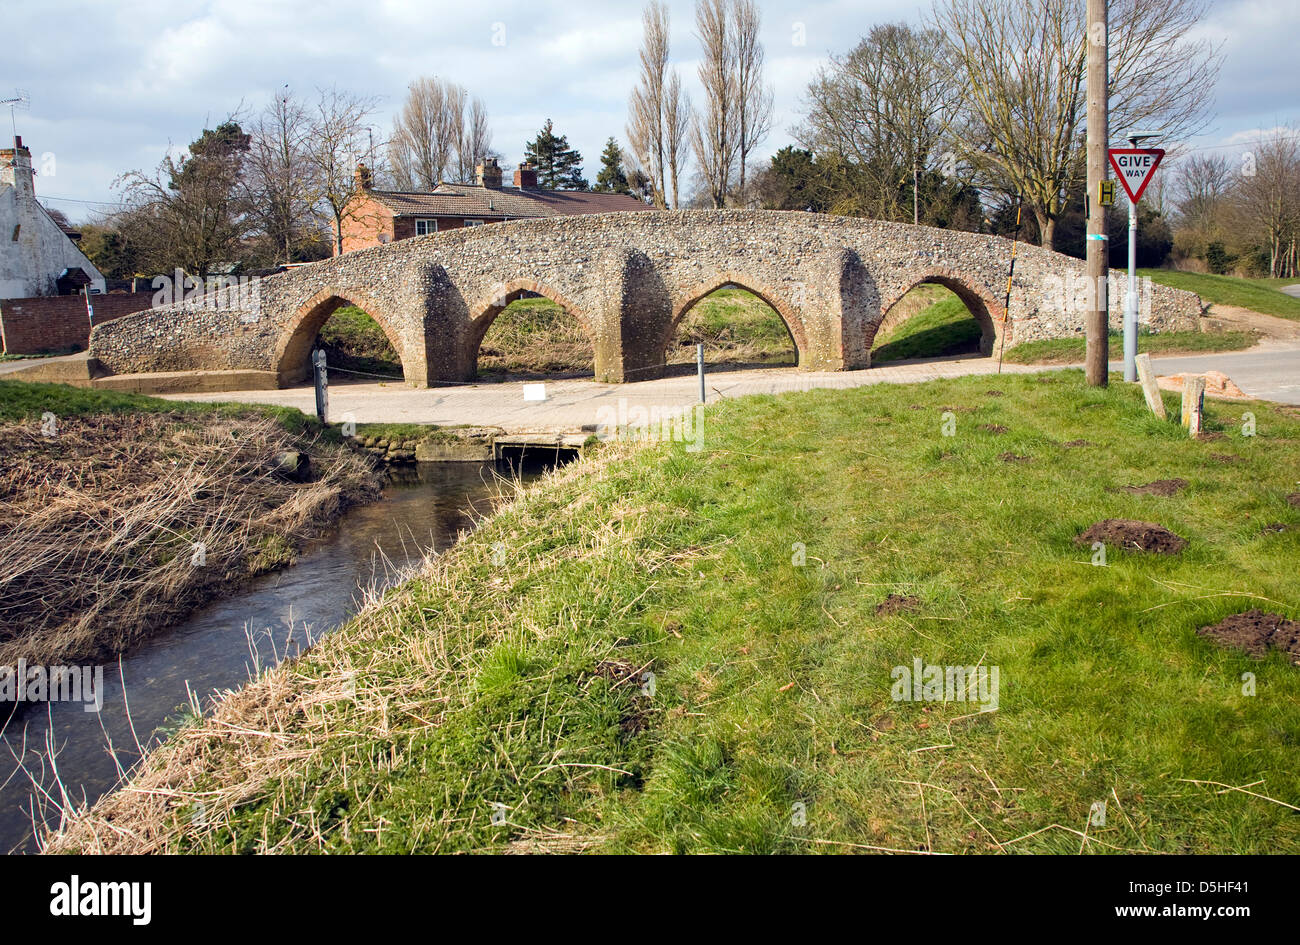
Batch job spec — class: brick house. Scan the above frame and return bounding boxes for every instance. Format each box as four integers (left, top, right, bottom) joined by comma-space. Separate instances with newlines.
335, 158, 651, 255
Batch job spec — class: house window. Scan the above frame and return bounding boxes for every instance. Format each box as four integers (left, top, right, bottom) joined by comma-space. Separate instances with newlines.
464, 219, 486, 227
415, 219, 438, 235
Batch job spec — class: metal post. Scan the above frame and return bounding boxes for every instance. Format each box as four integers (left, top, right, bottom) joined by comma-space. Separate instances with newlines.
697, 343, 705, 404
312, 348, 329, 423
1125, 194, 1138, 382
1084, 0, 1109, 388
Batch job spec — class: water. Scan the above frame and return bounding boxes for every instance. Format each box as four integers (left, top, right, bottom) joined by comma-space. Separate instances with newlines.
0, 461, 526, 854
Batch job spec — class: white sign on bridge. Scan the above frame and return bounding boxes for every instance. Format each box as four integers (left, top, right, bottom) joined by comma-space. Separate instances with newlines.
1107, 148, 1165, 203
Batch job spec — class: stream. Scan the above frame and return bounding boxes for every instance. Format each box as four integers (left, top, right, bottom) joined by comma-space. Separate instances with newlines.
0, 461, 540, 854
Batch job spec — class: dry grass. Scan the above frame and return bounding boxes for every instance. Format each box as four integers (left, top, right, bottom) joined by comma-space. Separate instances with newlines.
0, 411, 380, 666
38, 462, 566, 852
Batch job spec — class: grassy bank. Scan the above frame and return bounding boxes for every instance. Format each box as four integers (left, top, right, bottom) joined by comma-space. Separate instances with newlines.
1140, 270, 1300, 321
872, 287, 981, 363
1004, 329, 1260, 365
48, 371, 1300, 854
0, 381, 380, 665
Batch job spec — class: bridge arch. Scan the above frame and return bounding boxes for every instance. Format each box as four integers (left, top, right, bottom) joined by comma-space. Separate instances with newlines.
275, 288, 411, 385
873, 268, 1005, 358
668, 273, 807, 367
466, 278, 593, 359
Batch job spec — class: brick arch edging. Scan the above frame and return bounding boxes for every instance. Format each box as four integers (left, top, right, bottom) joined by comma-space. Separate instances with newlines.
669, 271, 808, 362
274, 286, 411, 384
871, 267, 1007, 355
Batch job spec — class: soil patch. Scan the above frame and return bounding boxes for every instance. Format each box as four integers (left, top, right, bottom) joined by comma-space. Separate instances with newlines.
978, 423, 1008, 434
876, 593, 921, 616
589, 659, 653, 734
1116, 478, 1188, 497
1197, 610, 1300, 660
1208, 453, 1242, 464
1286, 493, 1300, 508
1075, 519, 1187, 554
985, 389, 1004, 397
1061, 439, 1092, 448
999, 452, 1032, 463
1263, 523, 1291, 534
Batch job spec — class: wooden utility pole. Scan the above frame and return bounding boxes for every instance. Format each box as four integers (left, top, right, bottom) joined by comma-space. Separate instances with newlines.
1085, 0, 1109, 387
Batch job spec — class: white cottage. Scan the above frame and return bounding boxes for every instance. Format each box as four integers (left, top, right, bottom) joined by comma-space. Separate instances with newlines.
0, 136, 104, 299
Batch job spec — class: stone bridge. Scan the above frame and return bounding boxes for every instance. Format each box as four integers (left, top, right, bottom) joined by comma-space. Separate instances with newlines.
89, 210, 1203, 387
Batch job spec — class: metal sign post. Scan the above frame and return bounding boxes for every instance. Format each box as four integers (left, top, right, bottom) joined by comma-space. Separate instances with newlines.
1107, 142, 1165, 383
697, 344, 706, 404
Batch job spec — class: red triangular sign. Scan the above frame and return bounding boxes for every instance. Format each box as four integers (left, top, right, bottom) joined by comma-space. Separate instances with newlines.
1107, 148, 1165, 203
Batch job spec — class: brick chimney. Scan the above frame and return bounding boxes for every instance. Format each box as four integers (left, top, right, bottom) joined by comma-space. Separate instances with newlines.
476, 157, 503, 189
513, 163, 538, 190
0, 136, 35, 201
353, 161, 373, 191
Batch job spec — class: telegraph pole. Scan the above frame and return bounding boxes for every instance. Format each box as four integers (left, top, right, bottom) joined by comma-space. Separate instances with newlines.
1084, 0, 1109, 387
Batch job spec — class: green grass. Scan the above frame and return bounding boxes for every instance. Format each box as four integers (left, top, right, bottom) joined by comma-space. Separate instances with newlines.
1004, 329, 1260, 365
475, 289, 796, 378
668, 287, 795, 365
873, 289, 983, 362
0, 379, 326, 437
317, 305, 404, 378
101, 371, 1300, 854
1140, 269, 1300, 321
478, 297, 594, 377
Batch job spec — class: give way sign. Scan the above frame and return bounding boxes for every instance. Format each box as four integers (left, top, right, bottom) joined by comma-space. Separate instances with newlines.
1107, 148, 1165, 202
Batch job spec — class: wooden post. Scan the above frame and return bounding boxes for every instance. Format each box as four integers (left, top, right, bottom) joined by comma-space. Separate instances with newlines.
1181, 375, 1205, 437
1134, 353, 1166, 419
1084, 0, 1109, 388
312, 348, 329, 424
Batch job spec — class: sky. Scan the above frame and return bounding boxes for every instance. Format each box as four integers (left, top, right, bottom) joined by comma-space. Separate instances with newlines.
6, 0, 1297, 222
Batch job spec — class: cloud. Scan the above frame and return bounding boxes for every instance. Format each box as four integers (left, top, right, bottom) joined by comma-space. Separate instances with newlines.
12, 0, 1296, 219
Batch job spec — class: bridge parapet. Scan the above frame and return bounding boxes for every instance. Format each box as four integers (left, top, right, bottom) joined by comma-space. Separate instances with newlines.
88, 210, 1204, 388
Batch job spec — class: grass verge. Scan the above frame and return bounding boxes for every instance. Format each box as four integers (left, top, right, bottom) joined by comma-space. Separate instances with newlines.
46, 370, 1300, 854
1140, 270, 1300, 321
1004, 329, 1260, 365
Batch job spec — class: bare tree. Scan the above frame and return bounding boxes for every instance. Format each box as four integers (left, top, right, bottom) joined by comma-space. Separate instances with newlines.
691, 0, 737, 208
117, 118, 251, 279
627, 2, 672, 208
307, 87, 380, 256
1171, 152, 1232, 240
389, 78, 464, 190
244, 88, 322, 263
732, 0, 773, 203
459, 95, 494, 182
932, 0, 1221, 248
664, 70, 691, 209
799, 23, 962, 221
1235, 129, 1300, 278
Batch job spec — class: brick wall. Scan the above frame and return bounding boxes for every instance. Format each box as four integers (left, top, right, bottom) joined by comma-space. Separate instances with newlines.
0, 292, 153, 354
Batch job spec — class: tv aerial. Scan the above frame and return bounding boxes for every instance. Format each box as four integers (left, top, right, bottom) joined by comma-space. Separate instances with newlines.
1, 90, 30, 138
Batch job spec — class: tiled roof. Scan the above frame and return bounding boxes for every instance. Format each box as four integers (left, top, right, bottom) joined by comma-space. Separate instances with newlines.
366, 183, 650, 220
